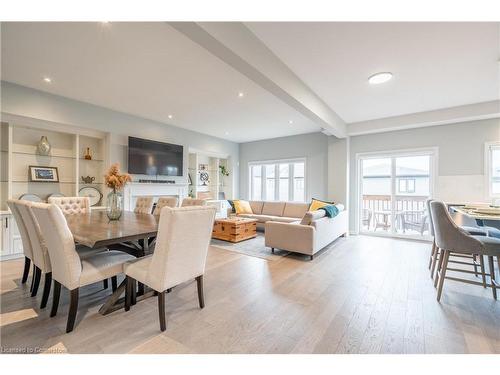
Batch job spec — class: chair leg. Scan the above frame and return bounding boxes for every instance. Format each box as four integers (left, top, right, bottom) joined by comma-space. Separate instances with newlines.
103, 279, 109, 289
437, 250, 450, 302
125, 277, 132, 312
430, 246, 440, 280
131, 279, 137, 305
428, 243, 436, 269
196, 275, 205, 309
66, 288, 79, 333
31, 266, 41, 297
488, 256, 497, 300
158, 291, 166, 332
40, 272, 52, 309
473, 254, 479, 277
22, 257, 31, 284
111, 276, 118, 292
271, 248, 274, 253
310, 255, 314, 261
479, 255, 487, 288
30, 264, 36, 292
434, 249, 445, 288
51, 280, 61, 317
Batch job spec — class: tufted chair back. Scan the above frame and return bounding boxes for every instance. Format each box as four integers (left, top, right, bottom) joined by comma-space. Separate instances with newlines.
181, 198, 207, 207
17, 201, 52, 273
429, 201, 482, 254
30, 202, 83, 290
7, 199, 34, 261
134, 196, 154, 214
48, 196, 90, 215
145, 206, 216, 292
153, 197, 179, 216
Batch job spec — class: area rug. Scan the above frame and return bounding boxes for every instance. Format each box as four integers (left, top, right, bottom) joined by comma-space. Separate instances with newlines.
210, 232, 290, 261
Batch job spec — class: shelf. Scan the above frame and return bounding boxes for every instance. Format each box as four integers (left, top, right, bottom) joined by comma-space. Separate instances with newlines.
79, 182, 103, 185
12, 180, 76, 184
12, 150, 76, 160
79, 158, 104, 162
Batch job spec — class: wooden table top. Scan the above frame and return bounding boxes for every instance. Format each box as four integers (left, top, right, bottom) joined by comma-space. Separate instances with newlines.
65, 211, 159, 248
453, 206, 500, 221
214, 216, 258, 225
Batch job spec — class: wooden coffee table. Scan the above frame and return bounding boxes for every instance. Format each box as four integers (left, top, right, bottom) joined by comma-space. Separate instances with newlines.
212, 216, 258, 243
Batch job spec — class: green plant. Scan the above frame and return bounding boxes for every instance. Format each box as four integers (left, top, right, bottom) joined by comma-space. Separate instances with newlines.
219, 165, 230, 177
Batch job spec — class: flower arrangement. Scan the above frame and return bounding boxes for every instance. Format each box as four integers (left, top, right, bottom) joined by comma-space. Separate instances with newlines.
104, 163, 131, 192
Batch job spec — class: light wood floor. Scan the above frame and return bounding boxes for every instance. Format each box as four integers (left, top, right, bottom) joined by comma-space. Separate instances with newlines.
1, 235, 499, 354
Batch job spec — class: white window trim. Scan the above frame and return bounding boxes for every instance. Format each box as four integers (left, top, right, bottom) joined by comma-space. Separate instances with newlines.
485, 141, 500, 199
248, 157, 307, 202
354, 146, 438, 237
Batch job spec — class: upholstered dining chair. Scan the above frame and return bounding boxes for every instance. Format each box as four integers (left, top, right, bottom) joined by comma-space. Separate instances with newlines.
30, 202, 136, 332
430, 200, 500, 301
123, 206, 216, 331
153, 197, 178, 216
134, 196, 154, 214
48, 196, 90, 214
180, 198, 207, 207
7, 199, 34, 287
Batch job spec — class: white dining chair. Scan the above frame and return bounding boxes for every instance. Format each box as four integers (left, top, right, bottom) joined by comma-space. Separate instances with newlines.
48, 196, 90, 214
153, 197, 178, 216
30, 202, 136, 332
180, 198, 207, 207
431, 201, 500, 301
7, 199, 34, 287
124, 206, 216, 331
134, 196, 154, 214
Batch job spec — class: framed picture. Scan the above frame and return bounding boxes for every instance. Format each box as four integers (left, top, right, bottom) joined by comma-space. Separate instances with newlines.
29, 166, 59, 182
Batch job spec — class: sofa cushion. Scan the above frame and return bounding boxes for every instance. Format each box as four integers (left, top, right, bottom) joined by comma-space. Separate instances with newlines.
262, 202, 286, 216
234, 200, 253, 214
309, 198, 335, 212
238, 213, 276, 222
283, 202, 309, 218
249, 201, 264, 214
300, 210, 326, 225
268, 216, 299, 223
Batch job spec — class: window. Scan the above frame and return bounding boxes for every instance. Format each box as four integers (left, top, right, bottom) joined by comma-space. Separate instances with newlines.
248, 159, 306, 202
398, 178, 416, 193
486, 142, 500, 197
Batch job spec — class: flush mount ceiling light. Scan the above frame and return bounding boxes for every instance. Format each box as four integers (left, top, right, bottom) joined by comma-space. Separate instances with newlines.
368, 72, 393, 85
238, 92, 244, 98
168, 114, 173, 119
43, 77, 52, 83
288, 120, 294, 124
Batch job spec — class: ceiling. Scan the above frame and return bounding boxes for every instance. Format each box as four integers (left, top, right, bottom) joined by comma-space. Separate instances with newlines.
0, 22, 320, 143
246, 22, 500, 123
1, 22, 499, 142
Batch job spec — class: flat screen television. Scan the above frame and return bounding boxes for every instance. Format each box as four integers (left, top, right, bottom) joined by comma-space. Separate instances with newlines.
128, 136, 183, 176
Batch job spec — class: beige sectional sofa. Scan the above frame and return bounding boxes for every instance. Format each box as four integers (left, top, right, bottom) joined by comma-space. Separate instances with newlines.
230, 200, 348, 260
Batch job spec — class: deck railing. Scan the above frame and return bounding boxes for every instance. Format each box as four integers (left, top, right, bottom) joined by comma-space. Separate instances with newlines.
361, 194, 429, 233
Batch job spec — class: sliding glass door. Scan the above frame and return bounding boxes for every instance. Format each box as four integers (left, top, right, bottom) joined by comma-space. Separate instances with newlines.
358, 149, 435, 239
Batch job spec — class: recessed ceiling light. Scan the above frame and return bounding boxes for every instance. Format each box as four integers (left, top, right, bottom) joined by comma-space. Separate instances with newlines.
225, 131, 229, 135
288, 120, 294, 125
368, 72, 393, 85
43, 77, 52, 83
238, 92, 244, 98
168, 114, 173, 119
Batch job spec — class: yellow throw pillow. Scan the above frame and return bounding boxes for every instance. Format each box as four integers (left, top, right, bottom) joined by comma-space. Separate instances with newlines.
309, 198, 335, 212
234, 200, 253, 214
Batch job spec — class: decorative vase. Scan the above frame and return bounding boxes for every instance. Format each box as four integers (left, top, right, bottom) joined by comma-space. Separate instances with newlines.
84, 147, 92, 160
106, 190, 123, 220
37, 136, 51, 156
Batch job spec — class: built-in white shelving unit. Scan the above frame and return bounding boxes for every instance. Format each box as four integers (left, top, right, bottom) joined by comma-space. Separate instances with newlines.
0, 119, 109, 260
188, 150, 232, 201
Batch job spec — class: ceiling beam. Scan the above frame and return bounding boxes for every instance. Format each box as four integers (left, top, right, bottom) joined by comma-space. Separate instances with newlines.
169, 22, 346, 138
347, 100, 500, 136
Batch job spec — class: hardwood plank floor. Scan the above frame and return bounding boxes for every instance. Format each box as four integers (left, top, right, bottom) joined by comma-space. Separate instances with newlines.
1, 235, 499, 354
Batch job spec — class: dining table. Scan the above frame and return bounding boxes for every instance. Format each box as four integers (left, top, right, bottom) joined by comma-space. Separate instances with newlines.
65, 210, 159, 315
451, 204, 500, 228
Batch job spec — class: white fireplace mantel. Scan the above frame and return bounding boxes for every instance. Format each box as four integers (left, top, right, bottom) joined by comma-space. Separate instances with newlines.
123, 182, 189, 211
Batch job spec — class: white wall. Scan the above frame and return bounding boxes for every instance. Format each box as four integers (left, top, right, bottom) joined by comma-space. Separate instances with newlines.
239, 132, 329, 201
1, 81, 240, 197
348, 118, 500, 229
